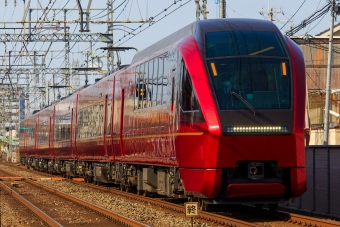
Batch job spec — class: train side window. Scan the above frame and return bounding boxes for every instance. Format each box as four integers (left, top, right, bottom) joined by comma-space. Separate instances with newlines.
54, 118, 60, 141
106, 95, 112, 135
163, 53, 170, 104
152, 58, 159, 106
77, 102, 104, 138
180, 61, 205, 123
134, 65, 139, 110
137, 63, 147, 109
54, 114, 71, 141
77, 110, 82, 138
144, 61, 150, 108
157, 56, 164, 105
148, 60, 154, 107
28, 127, 35, 145
38, 122, 48, 144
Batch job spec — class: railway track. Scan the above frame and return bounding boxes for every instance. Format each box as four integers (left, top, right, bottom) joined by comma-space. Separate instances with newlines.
74, 181, 340, 227
1, 162, 340, 227
0, 183, 48, 226
0, 168, 149, 227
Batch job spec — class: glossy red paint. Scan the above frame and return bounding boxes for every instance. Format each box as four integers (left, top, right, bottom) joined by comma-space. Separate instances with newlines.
20, 19, 307, 201
177, 36, 221, 168
76, 74, 114, 161
179, 168, 222, 198
53, 94, 77, 160
287, 37, 307, 167
290, 167, 307, 197
225, 183, 285, 198
36, 108, 54, 158
216, 135, 303, 167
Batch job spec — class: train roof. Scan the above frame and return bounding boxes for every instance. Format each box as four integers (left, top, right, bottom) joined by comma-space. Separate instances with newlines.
131, 18, 280, 64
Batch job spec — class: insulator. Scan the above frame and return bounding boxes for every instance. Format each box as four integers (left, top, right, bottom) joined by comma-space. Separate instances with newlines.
5, 0, 7, 7
14, 0, 16, 7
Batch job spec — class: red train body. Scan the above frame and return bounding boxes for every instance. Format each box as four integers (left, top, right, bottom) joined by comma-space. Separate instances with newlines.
20, 18, 307, 208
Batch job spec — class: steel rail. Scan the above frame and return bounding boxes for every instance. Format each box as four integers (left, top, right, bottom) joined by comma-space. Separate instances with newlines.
289, 213, 340, 227
0, 167, 150, 227
3, 165, 340, 227
74, 181, 259, 227
0, 182, 63, 227
26, 179, 150, 227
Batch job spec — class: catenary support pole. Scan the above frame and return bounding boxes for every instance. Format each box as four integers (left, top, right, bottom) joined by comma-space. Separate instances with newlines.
324, 0, 335, 145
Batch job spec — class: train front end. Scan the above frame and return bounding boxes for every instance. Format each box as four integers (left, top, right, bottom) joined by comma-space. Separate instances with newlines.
178, 19, 306, 206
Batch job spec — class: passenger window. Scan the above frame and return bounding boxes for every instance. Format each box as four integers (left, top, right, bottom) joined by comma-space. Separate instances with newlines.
157, 57, 164, 105
180, 61, 205, 123
152, 58, 159, 106
106, 95, 112, 135
147, 60, 153, 107
163, 53, 170, 104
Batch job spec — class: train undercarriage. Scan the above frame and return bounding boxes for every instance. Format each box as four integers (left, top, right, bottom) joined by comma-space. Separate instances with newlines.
20, 157, 293, 211
21, 157, 186, 198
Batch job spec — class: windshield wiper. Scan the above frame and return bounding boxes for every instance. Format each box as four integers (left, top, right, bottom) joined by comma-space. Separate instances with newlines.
231, 91, 259, 116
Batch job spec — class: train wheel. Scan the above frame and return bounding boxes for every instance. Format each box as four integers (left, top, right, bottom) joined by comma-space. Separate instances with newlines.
120, 184, 126, 191
268, 203, 278, 211
198, 199, 208, 211
88, 176, 93, 183
188, 197, 198, 202
143, 190, 149, 197
137, 190, 144, 195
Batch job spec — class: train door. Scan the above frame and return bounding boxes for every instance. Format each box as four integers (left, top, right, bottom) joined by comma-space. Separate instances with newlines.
119, 89, 125, 156
35, 122, 38, 157
165, 50, 177, 160
24, 119, 28, 157
49, 115, 54, 158
105, 95, 114, 160
70, 108, 74, 157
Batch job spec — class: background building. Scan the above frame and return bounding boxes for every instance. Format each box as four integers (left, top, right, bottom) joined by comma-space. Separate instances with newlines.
293, 24, 340, 144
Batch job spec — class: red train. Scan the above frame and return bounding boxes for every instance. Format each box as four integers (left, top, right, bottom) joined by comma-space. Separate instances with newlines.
19, 18, 307, 209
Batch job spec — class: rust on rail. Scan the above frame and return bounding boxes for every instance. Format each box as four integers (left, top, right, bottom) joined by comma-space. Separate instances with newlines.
0, 182, 63, 227
0, 177, 24, 181
26, 179, 150, 227
289, 213, 340, 227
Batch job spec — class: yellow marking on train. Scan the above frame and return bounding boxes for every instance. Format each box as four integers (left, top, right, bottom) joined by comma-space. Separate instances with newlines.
210, 62, 218, 76
112, 132, 204, 140
282, 62, 287, 76
66, 132, 204, 143
249, 46, 274, 56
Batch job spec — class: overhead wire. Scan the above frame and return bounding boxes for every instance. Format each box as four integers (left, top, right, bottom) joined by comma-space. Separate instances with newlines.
286, 2, 331, 36
91, 0, 129, 20
114, 0, 192, 46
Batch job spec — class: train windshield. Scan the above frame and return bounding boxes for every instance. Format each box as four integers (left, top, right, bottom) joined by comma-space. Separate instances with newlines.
205, 31, 291, 110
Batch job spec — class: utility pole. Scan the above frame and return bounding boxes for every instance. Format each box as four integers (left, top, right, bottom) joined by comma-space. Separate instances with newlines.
220, 0, 226, 18
259, 0, 284, 22
107, 0, 114, 72
0, 0, 167, 126
195, 0, 209, 20
324, 0, 337, 145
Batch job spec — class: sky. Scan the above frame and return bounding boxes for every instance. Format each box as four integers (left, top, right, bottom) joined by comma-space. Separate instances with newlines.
0, 0, 334, 108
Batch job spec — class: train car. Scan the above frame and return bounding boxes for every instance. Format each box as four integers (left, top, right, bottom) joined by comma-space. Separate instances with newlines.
20, 18, 307, 209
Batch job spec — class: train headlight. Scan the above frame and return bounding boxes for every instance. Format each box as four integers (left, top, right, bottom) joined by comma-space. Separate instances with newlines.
225, 125, 290, 134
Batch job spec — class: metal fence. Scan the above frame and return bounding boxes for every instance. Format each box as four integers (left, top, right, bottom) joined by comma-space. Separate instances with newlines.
281, 145, 340, 219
